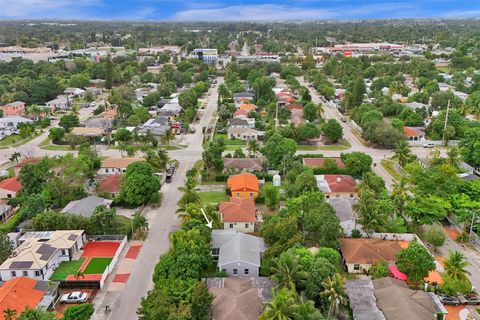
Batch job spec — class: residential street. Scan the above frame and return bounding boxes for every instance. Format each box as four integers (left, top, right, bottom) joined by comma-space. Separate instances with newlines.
90, 78, 222, 320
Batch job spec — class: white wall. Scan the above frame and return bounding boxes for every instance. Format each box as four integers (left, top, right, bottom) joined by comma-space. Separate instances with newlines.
223, 222, 255, 233
219, 261, 259, 277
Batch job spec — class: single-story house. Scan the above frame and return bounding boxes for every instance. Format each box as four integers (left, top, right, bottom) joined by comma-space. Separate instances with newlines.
339, 238, 409, 273
227, 128, 263, 141
211, 230, 265, 277
207, 277, 272, 320
0, 116, 33, 130
0, 277, 58, 316
98, 174, 121, 197
229, 118, 255, 129
136, 116, 169, 138
0, 177, 22, 199
61, 196, 113, 218
0, 101, 26, 117
233, 109, 250, 118
328, 198, 364, 237
70, 127, 104, 137
99, 157, 144, 175
315, 174, 358, 198
347, 278, 447, 320
403, 101, 428, 111
453, 91, 468, 101
227, 173, 259, 199
303, 157, 346, 169
46, 95, 69, 111
63, 87, 86, 98
223, 158, 263, 172
219, 198, 256, 233
0, 200, 14, 224
403, 127, 425, 141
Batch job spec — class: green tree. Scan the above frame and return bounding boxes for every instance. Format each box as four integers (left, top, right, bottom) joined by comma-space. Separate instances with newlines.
59, 114, 80, 132
322, 119, 343, 143
63, 304, 94, 320
145, 149, 169, 172
444, 251, 471, 281
247, 139, 260, 157
406, 195, 450, 225
292, 296, 325, 320
9, 152, 21, 163
353, 190, 386, 236
191, 282, 213, 320
263, 185, 280, 209
18, 308, 55, 320
0, 232, 12, 265
178, 176, 201, 206
119, 162, 161, 206
441, 274, 472, 296
368, 261, 389, 279
162, 128, 175, 146
271, 251, 308, 291
3, 309, 17, 320
114, 128, 132, 142
393, 140, 414, 167
348, 75, 366, 109
459, 128, 480, 167
396, 242, 435, 284
105, 55, 113, 89
19, 160, 52, 196
341, 152, 372, 176
306, 257, 336, 302
315, 248, 340, 266
320, 274, 348, 320
90, 205, 121, 235
259, 288, 296, 320
303, 102, 319, 122
423, 225, 446, 252
292, 169, 318, 197
48, 127, 65, 142
262, 133, 297, 173
304, 204, 342, 248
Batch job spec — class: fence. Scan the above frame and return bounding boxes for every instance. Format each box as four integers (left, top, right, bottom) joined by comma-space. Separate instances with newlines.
99, 235, 127, 288
86, 235, 126, 241
350, 120, 362, 132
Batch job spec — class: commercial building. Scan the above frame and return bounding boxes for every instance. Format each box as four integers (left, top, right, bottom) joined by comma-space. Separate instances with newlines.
191, 48, 218, 64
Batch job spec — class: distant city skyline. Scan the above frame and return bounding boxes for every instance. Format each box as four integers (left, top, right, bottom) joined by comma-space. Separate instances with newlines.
0, 0, 479, 21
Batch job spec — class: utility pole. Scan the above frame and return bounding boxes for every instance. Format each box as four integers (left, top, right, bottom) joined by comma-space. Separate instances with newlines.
274, 104, 279, 131
442, 99, 450, 147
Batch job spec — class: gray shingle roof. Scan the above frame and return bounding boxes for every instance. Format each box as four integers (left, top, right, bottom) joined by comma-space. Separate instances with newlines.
212, 230, 265, 267
61, 196, 113, 218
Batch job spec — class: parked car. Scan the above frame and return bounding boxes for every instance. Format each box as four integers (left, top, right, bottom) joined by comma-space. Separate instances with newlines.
464, 294, 480, 305
60, 292, 89, 304
423, 142, 435, 148
189, 127, 196, 133
341, 117, 347, 122
439, 294, 460, 306
90, 102, 96, 107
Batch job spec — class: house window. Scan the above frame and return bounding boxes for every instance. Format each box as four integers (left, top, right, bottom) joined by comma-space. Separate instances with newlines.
233, 269, 238, 275
245, 223, 249, 229
249, 192, 253, 198
22, 271, 28, 276
222, 269, 227, 273
236, 192, 240, 198
244, 269, 249, 275
11, 271, 16, 277
7, 194, 11, 199
350, 194, 354, 198
35, 271, 40, 277
336, 194, 340, 197
212, 248, 219, 255
105, 169, 109, 173
61, 249, 66, 255
353, 264, 361, 271
229, 224, 234, 229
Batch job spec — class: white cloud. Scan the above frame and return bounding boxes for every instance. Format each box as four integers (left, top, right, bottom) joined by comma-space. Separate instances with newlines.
170, 3, 415, 21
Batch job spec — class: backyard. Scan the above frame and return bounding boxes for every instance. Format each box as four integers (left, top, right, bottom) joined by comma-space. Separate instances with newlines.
50, 258, 85, 281
198, 191, 229, 204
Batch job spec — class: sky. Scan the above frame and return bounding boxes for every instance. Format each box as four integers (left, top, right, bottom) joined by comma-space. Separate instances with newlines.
0, 0, 479, 21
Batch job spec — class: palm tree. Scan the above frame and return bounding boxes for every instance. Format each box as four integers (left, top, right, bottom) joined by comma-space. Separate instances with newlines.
26, 104, 42, 121
70, 105, 80, 116
176, 203, 200, 224
145, 149, 170, 172
75, 271, 85, 280
393, 140, 414, 167
133, 212, 149, 231
162, 128, 175, 146
358, 172, 381, 194
444, 251, 471, 281
320, 274, 348, 320
259, 288, 296, 320
178, 176, 201, 206
247, 139, 260, 157
271, 252, 308, 291
447, 147, 462, 169
218, 84, 230, 104
292, 296, 325, 320
353, 190, 385, 236
391, 178, 410, 218
9, 152, 21, 163
4, 308, 17, 320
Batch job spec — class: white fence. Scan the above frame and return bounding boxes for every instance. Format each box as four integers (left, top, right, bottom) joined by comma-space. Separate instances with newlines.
99, 235, 127, 288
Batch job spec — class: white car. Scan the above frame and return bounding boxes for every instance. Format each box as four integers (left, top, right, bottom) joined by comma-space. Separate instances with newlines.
60, 291, 89, 304
423, 142, 435, 148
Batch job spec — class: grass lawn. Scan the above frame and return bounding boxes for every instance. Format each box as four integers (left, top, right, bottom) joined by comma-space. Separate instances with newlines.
118, 215, 133, 235
199, 191, 229, 204
215, 134, 246, 146
298, 139, 351, 151
0, 132, 42, 147
436, 66, 451, 74
381, 159, 403, 181
82, 257, 112, 274
38, 137, 50, 147
225, 145, 244, 152
50, 258, 85, 281
41, 144, 74, 151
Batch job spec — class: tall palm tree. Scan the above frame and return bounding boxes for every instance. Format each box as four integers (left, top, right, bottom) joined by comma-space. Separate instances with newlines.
70, 105, 80, 116
176, 203, 200, 224
9, 152, 21, 163
162, 128, 175, 146
178, 176, 201, 206
26, 104, 42, 121
392, 140, 414, 167
271, 252, 309, 291
320, 274, 348, 320
133, 212, 149, 231
247, 139, 260, 157
259, 288, 296, 320
447, 147, 462, 169
292, 296, 325, 320
353, 190, 386, 236
391, 178, 410, 218
358, 172, 382, 195
145, 149, 170, 172
3, 308, 17, 320
444, 251, 471, 281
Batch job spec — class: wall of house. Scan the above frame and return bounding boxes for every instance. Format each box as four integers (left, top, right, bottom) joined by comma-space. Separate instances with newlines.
0, 189, 16, 199
223, 221, 255, 233
1, 104, 25, 116
346, 263, 372, 274
219, 261, 259, 277
0, 251, 61, 281
324, 191, 358, 199
231, 190, 258, 199
98, 167, 125, 175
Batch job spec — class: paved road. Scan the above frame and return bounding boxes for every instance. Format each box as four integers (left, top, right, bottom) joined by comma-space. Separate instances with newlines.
92, 78, 222, 320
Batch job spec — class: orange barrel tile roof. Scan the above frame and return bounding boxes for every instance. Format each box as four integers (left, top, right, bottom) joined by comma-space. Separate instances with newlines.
227, 173, 259, 193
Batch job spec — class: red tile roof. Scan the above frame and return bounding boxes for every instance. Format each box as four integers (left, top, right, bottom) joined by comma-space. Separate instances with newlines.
340, 238, 408, 264
0, 177, 21, 193
219, 198, 256, 222
227, 173, 259, 193
403, 126, 423, 137
238, 104, 257, 111
99, 175, 121, 194
233, 109, 249, 118
0, 277, 45, 319
303, 157, 346, 169
324, 174, 357, 193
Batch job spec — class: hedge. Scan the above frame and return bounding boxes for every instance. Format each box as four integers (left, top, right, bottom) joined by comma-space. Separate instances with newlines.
0, 212, 23, 233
